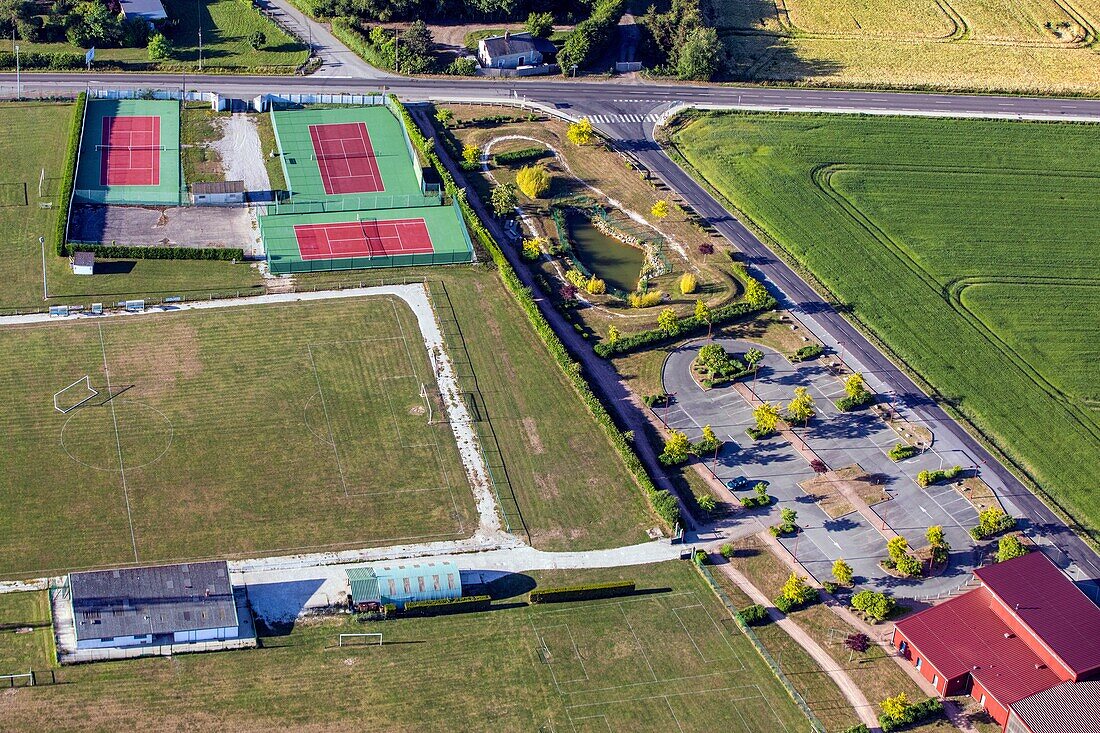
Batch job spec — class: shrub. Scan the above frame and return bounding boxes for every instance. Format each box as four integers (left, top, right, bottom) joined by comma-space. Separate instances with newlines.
564, 268, 587, 290
521, 238, 543, 260
840, 726, 871, 733
462, 144, 481, 168
445, 56, 478, 75
679, 272, 697, 294
888, 443, 918, 461
970, 507, 1016, 540
851, 590, 896, 622
567, 118, 595, 146
789, 344, 824, 362
659, 430, 692, 466
398, 97, 680, 530
652, 199, 670, 219
529, 581, 636, 604
697, 493, 717, 513
493, 146, 550, 166
642, 393, 668, 408
996, 534, 1029, 562
626, 290, 664, 309
837, 391, 874, 411
147, 32, 171, 60
516, 164, 551, 198
585, 276, 606, 295
400, 595, 491, 617
736, 604, 768, 626
879, 696, 943, 733
780, 572, 817, 606
490, 182, 518, 216
916, 465, 963, 487
719, 543, 734, 558
248, 29, 267, 49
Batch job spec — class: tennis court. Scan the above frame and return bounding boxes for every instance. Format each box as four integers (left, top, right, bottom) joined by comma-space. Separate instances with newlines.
310, 122, 384, 195
261, 203, 473, 274
99, 116, 161, 186
271, 106, 422, 203
74, 99, 182, 206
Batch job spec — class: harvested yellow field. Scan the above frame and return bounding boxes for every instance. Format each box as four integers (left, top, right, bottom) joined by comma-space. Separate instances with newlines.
784, 0, 957, 38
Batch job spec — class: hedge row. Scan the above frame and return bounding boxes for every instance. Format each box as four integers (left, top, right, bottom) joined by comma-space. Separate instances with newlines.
735, 603, 768, 626
0, 50, 84, 70
594, 296, 776, 357
54, 92, 87, 256
401, 595, 491, 617
789, 344, 824, 362
879, 697, 943, 733
493, 146, 550, 166
840, 725, 870, 733
69, 244, 245, 261
837, 390, 874, 411
392, 97, 681, 530
530, 580, 636, 604
558, 0, 627, 72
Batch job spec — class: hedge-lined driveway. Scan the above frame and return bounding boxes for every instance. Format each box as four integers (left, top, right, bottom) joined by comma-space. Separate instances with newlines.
662, 338, 981, 600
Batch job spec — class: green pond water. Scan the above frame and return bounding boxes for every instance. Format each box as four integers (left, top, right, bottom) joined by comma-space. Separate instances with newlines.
565, 209, 645, 293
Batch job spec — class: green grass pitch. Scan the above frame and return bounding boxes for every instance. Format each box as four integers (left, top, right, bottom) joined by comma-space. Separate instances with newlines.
670, 112, 1100, 539
0, 563, 815, 732
0, 296, 476, 578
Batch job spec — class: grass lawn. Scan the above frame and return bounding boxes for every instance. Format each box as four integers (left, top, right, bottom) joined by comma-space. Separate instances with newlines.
3, 0, 306, 71
181, 105, 227, 184
670, 112, 1100, 542
0, 295, 477, 577
254, 110, 288, 192
0, 562, 813, 732
0, 591, 55, 673
710, 0, 1100, 94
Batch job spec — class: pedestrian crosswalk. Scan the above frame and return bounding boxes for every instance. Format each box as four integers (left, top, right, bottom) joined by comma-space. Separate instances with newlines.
610, 99, 672, 104
588, 113, 659, 124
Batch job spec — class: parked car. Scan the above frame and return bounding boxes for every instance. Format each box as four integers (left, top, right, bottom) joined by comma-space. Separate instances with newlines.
726, 477, 766, 492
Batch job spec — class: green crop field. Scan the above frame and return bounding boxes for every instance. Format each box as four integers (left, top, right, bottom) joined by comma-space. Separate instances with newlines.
0, 296, 478, 577
669, 112, 1100, 540
0, 563, 815, 732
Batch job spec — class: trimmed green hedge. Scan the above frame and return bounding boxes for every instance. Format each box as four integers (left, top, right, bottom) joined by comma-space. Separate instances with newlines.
735, 603, 768, 626
789, 344, 824, 362
401, 595, 491, 617
594, 296, 776, 357
837, 390, 874, 411
530, 581, 636, 604
879, 697, 944, 732
0, 50, 83, 70
394, 97, 681, 530
68, 244, 245, 261
493, 146, 550, 166
888, 443, 919, 461
55, 92, 87, 256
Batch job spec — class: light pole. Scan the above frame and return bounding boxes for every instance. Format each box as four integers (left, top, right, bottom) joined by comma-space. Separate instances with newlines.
39, 236, 47, 300
14, 43, 19, 99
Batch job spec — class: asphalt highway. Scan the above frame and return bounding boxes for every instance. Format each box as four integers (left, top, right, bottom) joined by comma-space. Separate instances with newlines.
0, 68, 1096, 588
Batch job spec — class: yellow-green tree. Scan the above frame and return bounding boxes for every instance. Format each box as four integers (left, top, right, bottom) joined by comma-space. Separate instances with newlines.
516, 165, 551, 198
753, 402, 780, 435
462, 144, 480, 167
567, 118, 595, 145
585, 276, 606, 295
651, 199, 670, 219
521, 238, 544, 260
607, 324, 620, 344
679, 272, 697, 294
660, 430, 691, 466
882, 693, 910, 719
832, 558, 854, 586
781, 573, 814, 605
845, 372, 867, 398
657, 307, 679, 334
787, 386, 816, 425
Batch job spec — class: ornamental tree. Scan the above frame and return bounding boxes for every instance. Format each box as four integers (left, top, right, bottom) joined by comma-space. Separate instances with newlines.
567, 118, 595, 146
832, 558, 854, 586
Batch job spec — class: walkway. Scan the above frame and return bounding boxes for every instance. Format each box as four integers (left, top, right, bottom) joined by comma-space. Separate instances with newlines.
258, 0, 396, 79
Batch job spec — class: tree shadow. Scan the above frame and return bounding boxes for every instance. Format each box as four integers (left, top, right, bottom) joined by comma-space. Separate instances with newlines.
714, 0, 843, 83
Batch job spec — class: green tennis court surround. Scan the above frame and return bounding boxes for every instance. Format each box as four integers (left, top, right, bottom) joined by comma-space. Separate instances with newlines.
73, 99, 183, 206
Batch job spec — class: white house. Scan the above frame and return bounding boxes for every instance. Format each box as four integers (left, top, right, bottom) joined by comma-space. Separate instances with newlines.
118, 0, 167, 24
477, 31, 556, 70
69, 561, 240, 650
190, 180, 246, 206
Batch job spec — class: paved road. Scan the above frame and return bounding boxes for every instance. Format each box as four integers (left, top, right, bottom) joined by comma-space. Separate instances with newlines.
0, 67, 1096, 590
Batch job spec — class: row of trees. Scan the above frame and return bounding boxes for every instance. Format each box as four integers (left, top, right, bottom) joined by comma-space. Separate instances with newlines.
750, 386, 816, 438
313, 0, 591, 23
638, 0, 723, 80
557, 0, 624, 72
1, 0, 152, 48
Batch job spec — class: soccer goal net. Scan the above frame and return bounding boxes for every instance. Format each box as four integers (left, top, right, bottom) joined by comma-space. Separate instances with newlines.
339, 633, 383, 647
54, 375, 99, 414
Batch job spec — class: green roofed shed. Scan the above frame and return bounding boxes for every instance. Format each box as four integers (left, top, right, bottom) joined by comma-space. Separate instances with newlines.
347, 561, 462, 609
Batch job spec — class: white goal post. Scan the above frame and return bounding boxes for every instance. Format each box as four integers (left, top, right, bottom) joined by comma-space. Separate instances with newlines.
339, 633, 383, 647
53, 375, 99, 414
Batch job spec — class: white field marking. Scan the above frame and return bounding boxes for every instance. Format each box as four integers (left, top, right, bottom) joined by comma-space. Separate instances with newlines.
565, 687, 762, 711
98, 324, 139, 562
307, 343, 350, 499
665, 696, 687, 733
534, 623, 591, 687
623, 603, 661, 683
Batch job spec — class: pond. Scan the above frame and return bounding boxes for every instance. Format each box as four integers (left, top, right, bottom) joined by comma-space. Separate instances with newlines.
565, 209, 645, 294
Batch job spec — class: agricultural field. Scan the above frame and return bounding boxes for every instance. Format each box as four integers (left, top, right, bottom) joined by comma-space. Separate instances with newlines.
0, 562, 816, 732
0, 296, 478, 577
668, 112, 1100, 541
711, 0, 1100, 94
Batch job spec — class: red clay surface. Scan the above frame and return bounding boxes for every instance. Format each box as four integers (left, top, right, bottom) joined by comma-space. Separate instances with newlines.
294, 219, 434, 260
309, 122, 384, 195
99, 115, 161, 187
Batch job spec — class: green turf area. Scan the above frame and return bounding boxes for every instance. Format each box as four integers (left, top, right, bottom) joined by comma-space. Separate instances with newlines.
0, 296, 477, 577
0, 591, 55, 673
260, 203, 474, 274
271, 106, 423, 203
74, 99, 183, 207
0, 563, 814, 731
669, 112, 1100, 539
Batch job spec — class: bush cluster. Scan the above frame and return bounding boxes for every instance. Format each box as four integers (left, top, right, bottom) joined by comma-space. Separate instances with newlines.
851, 589, 896, 622
773, 588, 819, 614
888, 443, 919, 461
54, 92, 87, 256
735, 604, 768, 626
558, 0, 627, 72
693, 343, 750, 387
642, 393, 668, 408
400, 595, 491, 617
878, 697, 944, 732
837, 391, 874, 411
68, 244, 245, 261
970, 507, 1016, 541
788, 344, 824, 362
840, 725, 870, 733
406, 98, 680, 529
493, 147, 551, 166
0, 50, 84, 70
626, 290, 664, 309
916, 465, 962, 487
739, 482, 771, 509
529, 581, 635, 604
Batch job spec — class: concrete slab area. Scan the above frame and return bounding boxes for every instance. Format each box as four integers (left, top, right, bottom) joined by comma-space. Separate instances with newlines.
69, 204, 262, 256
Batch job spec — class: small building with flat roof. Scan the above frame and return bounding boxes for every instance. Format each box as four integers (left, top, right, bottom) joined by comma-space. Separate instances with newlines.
892, 551, 1100, 730
69, 561, 240, 650
70, 250, 94, 276
190, 180, 246, 206
118, 0, 167, 23
348, 561, 461, 610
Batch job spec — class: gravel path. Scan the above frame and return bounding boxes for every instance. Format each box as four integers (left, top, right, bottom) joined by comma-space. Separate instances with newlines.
212, 114, 271, 193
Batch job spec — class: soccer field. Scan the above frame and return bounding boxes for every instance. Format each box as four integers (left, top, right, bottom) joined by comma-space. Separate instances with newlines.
670, 112, 1100, 540
0, 296, 475, 578
0, 563, 815, 732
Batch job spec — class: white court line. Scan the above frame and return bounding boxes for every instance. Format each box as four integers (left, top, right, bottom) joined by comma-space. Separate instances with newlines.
98, 324, 139, 562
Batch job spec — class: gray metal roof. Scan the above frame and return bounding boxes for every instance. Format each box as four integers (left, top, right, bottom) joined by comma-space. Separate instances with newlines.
480, 32, 555, 59
191, 180, 245, 195
118, 0, 167, 19
1010, 679, 1100, 733
72, 251, 94, 266
70, 561, 237, 641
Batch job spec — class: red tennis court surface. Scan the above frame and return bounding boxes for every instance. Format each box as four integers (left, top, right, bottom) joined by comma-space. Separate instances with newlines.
309, 122, 384, 195
294, 219, 434, 260
99, 115, 161, 186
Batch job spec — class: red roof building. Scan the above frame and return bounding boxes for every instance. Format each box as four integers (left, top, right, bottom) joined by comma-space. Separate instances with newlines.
892, 551, 1100, 731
